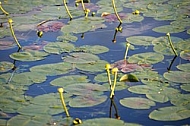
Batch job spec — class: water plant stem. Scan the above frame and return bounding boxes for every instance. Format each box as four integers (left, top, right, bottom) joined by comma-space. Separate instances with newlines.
8, 19, 22, 49
0, 2, 9, 15
63, 0, 72, 20
124, 42, 130, 60
105, 64, 112, 89
111, 0, 122, 23
81, 0, 90, 17
166, 33, 178, 56
110, 68, 118, 99
58, 88, 70, 117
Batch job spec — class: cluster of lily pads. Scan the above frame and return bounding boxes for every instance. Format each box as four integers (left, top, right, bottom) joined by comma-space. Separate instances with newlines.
0, 0, 190, 125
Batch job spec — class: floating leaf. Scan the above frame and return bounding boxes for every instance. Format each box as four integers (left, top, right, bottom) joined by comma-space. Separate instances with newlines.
76, 60, 108, 72
7, 115, 51, 126
0, 40, 15, 50
102, 82, 128, 91
180, 50, 190, 61
170, 94, 190, 108
57, 33, 78, 42
111, 60, 151, 73
128, 52, 164, 64
177, 38, 190, 51
69, 94, 107, 107
50, 75, 89, 87
23, 41, 48, 51
119, 74, 139, 82
126, 36, 155, 46
0, 61, 14, 73
122, 13, 144, 23
44, 42, 75, 54
120, 97, 155, 109
152, 25, 185, 33
64, 83, 108, 95
37, 20, 64, 32
181, 84, 190, 92
9, 50, 48, 61
164, 71, 190, 84
94, 73, 108, 83
30, 62, 72, 76
62, 52, 99, 64
149, 106, 190, 121
75, 45, 109, 54
177, 63, 190, 72
131, 69, 159, 80
146, 93, 169, 103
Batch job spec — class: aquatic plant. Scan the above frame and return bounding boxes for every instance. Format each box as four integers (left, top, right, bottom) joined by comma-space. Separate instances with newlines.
124, 42, 130, 60
166, 33, 178, 56
0, 2, 9, 15
8, 19, 22, 49
63, 0, 72, 20
58, 88, 70, 117
105, 63, 112, 88
110, 67, 118, 98
111, 0, 122, 23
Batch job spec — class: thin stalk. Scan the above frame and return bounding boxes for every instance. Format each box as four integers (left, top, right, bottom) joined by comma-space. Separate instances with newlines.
81, 0, 89, 17
110, 68, 118, 99
105, 64, 112, 89
111, 0, 122, 23
166, 33, 178, 56
8, 19, 22, 49
124, 42, 130, 60
63, 0, 72, 20
0, 2, 9, 15
58, 88, 70, 117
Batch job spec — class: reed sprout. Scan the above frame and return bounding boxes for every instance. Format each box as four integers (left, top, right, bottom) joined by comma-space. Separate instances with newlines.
166, 33, 178, 56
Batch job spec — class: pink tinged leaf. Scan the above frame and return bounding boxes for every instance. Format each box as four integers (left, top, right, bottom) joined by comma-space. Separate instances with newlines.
37, 21, 65, 32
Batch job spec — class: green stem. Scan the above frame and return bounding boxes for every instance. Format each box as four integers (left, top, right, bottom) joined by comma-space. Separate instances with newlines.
63, 0, 72, 20
8, 19, 22, 49
110, 68, 118, 99
0, 2, 9, 15
166, 33, 178, 56
124, 42, 130, 60
112, 0, 122, 23
58, 88, 70, 117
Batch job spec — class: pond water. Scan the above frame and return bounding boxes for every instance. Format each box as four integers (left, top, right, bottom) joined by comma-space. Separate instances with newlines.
0, 0, 190, 126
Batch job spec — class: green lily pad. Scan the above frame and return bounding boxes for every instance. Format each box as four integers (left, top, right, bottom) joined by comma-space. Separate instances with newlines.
0, 40, 16, 50
126, 36, 155, 46
30, 62, 72, 76
181, 84, 190, 92
0, 119, 7, 125
9, 50, 48, 61
79, 118, 135, 126
50, 75, 89, 87
146, 93, 169, 103
62, 52, 100, 64
57, 33, 78, 42
43, 42, 75, 54
120, 97, 156, 109
152, 24, 185, 33
75, 45, 109, 54
69, 94, 107, 107
149, 106, 190, 121
75, 60, 108, 72
94, 73, 108, 83
132, 69, 159, 80
180, 50, 190, 61
7, 115, 51, 126
128, 52, 164, 64
64, 83, 108, 95
177, 38, 190, 51
0, 61, 14, 73
170, 94, 190, 108
102, 82, 128, 91
164, 71, 190, 84
177, 63, 190, 72
122, 13, 144, 23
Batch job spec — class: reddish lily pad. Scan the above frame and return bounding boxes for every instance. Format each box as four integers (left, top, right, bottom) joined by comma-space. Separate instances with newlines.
37, 20, 64, 32
102, 13, 127, 22
23, 41, 48, 51
0, 40, 15, 50
111, 60, 151, 73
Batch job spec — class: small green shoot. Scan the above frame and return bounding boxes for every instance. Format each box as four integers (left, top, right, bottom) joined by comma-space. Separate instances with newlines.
124, 42, 130, 60
166, 33, 178, 56
112, 0, 122, 23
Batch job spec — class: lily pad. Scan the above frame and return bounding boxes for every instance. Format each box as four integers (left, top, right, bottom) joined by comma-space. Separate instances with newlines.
126, 36, 155, 46
170, 94, 190, 108
69, 94, 107, 107
164, 71, 190, 84
57, 33, 78, 42
128, 52, 164, 64
75, 60, 108, 72
30, 62, 72, 76
0, 40, 15, 50
120, 97, 156, 109
0, 61, 14, 73
181, 84, 190, 92
9, 50, 48, 61
152, 25, 185, 33
50, 75, 89, 87
62, 52, 100, 64
64, 83, 108, 95
75, 45, 109, 54
43, 42, 75, 54
37, 20, 64, 32
122, 13, 144, 23
180, 50, 190, 61
149, 106, 190, 121
177, 63, 190, 72
7, 115, 51, 126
